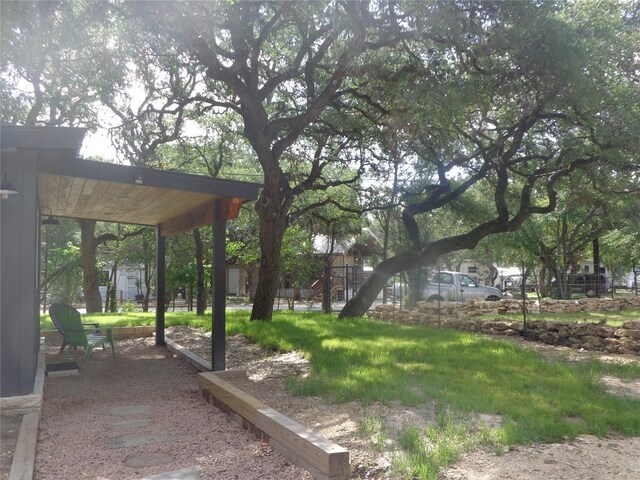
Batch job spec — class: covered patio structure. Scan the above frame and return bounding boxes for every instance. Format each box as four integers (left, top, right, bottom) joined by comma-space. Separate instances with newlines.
0, 125, 261, 398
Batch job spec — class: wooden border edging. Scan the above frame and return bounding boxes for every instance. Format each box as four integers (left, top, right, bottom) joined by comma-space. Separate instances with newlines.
4, 338, 46, 480
8, 411, 40, 480
165, 337, 211, 372
166, 336, 350, 479
198, 372, 349, 480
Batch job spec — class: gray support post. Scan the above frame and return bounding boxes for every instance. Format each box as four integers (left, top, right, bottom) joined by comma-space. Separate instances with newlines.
156, 226, 166, 346
212, 205, 227, 371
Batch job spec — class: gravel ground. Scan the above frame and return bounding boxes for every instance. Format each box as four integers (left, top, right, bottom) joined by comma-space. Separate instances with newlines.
35, 336, 311, 480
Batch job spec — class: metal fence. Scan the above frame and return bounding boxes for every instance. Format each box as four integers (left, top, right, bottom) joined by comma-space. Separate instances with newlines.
272, 264, 390, 313
272, 261, 639, 314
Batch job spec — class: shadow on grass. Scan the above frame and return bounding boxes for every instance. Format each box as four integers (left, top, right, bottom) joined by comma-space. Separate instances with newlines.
228, 312, 640, 445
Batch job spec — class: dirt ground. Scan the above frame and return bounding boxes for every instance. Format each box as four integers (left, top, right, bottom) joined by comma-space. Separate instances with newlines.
167, 326, 640, 480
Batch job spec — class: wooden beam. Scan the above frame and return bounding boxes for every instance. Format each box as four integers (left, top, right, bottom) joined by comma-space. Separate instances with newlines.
0, 394, 41, 415
219, 196, 242, 220
198, 373, 267, 424
9, 411, 40, 480
257, 408, 350, 480
159, 201, 216, 237
159, 197, 243, 237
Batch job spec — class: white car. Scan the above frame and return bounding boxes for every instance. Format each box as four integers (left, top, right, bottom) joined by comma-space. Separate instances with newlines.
424, 271, 503, 302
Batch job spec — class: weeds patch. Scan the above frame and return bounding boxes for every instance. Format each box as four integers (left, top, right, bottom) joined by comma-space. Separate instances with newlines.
393, 406, 502, 480
359, 415, 388, 452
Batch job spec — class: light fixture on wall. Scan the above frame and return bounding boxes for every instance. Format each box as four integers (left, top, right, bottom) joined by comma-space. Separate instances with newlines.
41, 206, 60, 226
134, 174, 144, 185
0, 171, 18, 200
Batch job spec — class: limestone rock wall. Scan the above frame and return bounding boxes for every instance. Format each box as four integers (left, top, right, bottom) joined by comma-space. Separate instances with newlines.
369, 297, 640, 355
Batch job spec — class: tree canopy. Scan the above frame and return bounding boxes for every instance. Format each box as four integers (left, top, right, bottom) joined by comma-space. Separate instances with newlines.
340, 0, 640, 316
2, 0, 638, 317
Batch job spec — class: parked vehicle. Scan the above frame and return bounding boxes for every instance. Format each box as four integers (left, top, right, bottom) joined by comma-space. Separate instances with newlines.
504, 275, 538, 293
425, 271, 503, 302
552, 273, 609, 298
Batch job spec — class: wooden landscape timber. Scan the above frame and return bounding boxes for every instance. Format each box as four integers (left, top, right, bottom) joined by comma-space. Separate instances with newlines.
198, 371, 349, 480
8, 412, 39, 480
2, 340, 46, 480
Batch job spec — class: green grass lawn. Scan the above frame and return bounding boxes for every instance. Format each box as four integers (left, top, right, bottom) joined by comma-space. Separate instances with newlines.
229, 311, 640, 478
41, 309, 640, 479
40, 307, 640, 331
39, 310, 235, 330
225, 312, 640, 436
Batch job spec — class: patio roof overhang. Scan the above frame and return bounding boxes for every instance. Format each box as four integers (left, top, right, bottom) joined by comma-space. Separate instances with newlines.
2, 125, 261, 235
36, 158, 257, 235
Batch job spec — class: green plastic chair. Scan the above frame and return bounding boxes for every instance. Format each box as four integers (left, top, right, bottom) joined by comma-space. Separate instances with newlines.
49, 303, 115, 360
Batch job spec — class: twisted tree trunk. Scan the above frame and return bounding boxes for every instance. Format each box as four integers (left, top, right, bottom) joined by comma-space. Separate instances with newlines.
250, 185, 289, 321
79, 220, 104, 313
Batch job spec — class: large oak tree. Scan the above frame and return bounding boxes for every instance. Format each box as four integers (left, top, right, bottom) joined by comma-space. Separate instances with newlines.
120, 1, 409, 319
340, 0, 640, 316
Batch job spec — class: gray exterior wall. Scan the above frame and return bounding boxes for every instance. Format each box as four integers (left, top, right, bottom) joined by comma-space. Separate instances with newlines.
1, 149, 40, 397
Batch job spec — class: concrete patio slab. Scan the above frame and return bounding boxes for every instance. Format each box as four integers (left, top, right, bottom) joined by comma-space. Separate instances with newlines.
107, 433, 187, 449
111, 419, 153, 430
45, 361, 79, 377
109, 405, 151, 416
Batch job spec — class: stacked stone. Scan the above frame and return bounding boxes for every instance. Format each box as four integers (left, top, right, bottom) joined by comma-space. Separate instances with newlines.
369, 296, 640, 318
462, 299, 535, 315
537, 297, 640, 313
523, 320, 640, 355
368, 302, 462, 324
368, 301, 640, 355
617, 321, 640, 354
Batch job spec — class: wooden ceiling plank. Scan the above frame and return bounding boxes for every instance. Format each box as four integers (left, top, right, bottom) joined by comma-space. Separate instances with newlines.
140, 189, 207, 224
122, 186, 187, 225
58, 176, 74, 215
37, 175, 49, 211
46, 174, 62, 214
74, 178, 98, 215
68, 178, 85, 216
38, 170, 249, 227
